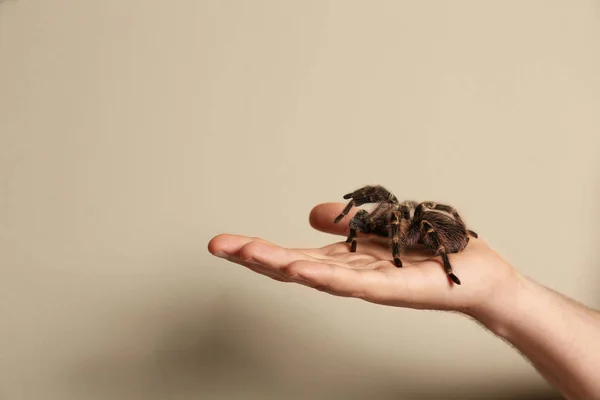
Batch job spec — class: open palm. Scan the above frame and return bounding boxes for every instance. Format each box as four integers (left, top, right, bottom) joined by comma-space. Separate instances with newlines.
208, 202, 518, 315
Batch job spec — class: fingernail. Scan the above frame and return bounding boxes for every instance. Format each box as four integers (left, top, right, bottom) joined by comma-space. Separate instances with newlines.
214, 251, 229, 258
244, 258, 260, 266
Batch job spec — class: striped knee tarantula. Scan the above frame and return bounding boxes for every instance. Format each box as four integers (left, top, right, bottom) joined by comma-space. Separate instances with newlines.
333, 185, 478, 285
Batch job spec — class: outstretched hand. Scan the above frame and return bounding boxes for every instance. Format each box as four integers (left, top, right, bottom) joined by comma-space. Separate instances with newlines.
208, 202, 519, 316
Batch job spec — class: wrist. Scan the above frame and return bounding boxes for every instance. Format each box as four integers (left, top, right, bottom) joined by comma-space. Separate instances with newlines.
466, 269, 533, 339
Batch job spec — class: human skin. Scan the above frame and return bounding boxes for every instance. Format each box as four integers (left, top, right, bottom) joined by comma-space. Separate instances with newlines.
207, 202, 600, 400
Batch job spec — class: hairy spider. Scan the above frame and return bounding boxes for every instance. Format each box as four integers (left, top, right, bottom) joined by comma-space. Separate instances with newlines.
333, 185, 478, 285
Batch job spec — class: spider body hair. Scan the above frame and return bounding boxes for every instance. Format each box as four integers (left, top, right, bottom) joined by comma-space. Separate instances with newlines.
333, 185, 478, 285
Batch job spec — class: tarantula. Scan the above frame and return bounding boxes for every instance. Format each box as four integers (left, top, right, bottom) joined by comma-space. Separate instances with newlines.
333, 185, 478, 285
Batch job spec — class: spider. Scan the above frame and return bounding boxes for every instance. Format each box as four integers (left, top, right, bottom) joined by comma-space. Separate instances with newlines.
333, 185, 478, 285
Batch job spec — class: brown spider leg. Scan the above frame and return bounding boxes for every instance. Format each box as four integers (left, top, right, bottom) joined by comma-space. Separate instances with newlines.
430, 204, 478, 238
346, 210, 372, 252
334, 199, 356, 223
390, 208, 403, 267
420, 220, 461, 285
334, 185, 398, 225
413, 202, 427, 220
346, 202, 399, 253
343, 185, 398, 204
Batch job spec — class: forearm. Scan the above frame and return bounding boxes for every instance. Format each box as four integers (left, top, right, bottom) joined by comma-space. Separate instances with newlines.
472, 273, 600, 400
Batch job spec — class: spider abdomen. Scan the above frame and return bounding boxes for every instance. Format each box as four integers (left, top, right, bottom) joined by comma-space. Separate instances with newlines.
415, 213, 469, 254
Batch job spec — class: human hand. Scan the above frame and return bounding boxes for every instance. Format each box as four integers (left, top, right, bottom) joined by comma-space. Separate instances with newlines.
208, 202, 521, 317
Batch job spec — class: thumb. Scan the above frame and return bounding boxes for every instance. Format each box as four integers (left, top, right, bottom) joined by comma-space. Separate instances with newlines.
309, 202, 357, 236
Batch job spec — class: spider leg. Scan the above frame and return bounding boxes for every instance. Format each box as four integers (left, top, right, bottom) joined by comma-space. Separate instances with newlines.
346, 210, 372, 252
390, 208, 403, 267
334, 199, 356, 223
342, 185, 398, 203
420, 220, 461, 285
334, 185, 397, 224
346, 204, 398, 254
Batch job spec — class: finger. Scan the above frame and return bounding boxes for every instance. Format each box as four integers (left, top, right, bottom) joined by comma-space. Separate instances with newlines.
309, 202, 358, 236
285, 259, 379, 299
209, 239, 301, 282
237, 240, 313, 270
242, 261, 288, 282
208, 234, 276, 258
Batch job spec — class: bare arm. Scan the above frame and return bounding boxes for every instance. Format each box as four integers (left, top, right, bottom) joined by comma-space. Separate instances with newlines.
208, 202, 600, 399
473, 274, 600, 400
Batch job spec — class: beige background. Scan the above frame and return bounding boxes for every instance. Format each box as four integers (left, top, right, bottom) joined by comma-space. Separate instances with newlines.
1, 1, 599, 399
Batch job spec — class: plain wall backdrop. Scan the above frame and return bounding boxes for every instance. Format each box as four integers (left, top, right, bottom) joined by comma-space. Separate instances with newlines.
1, 1, 599, 399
